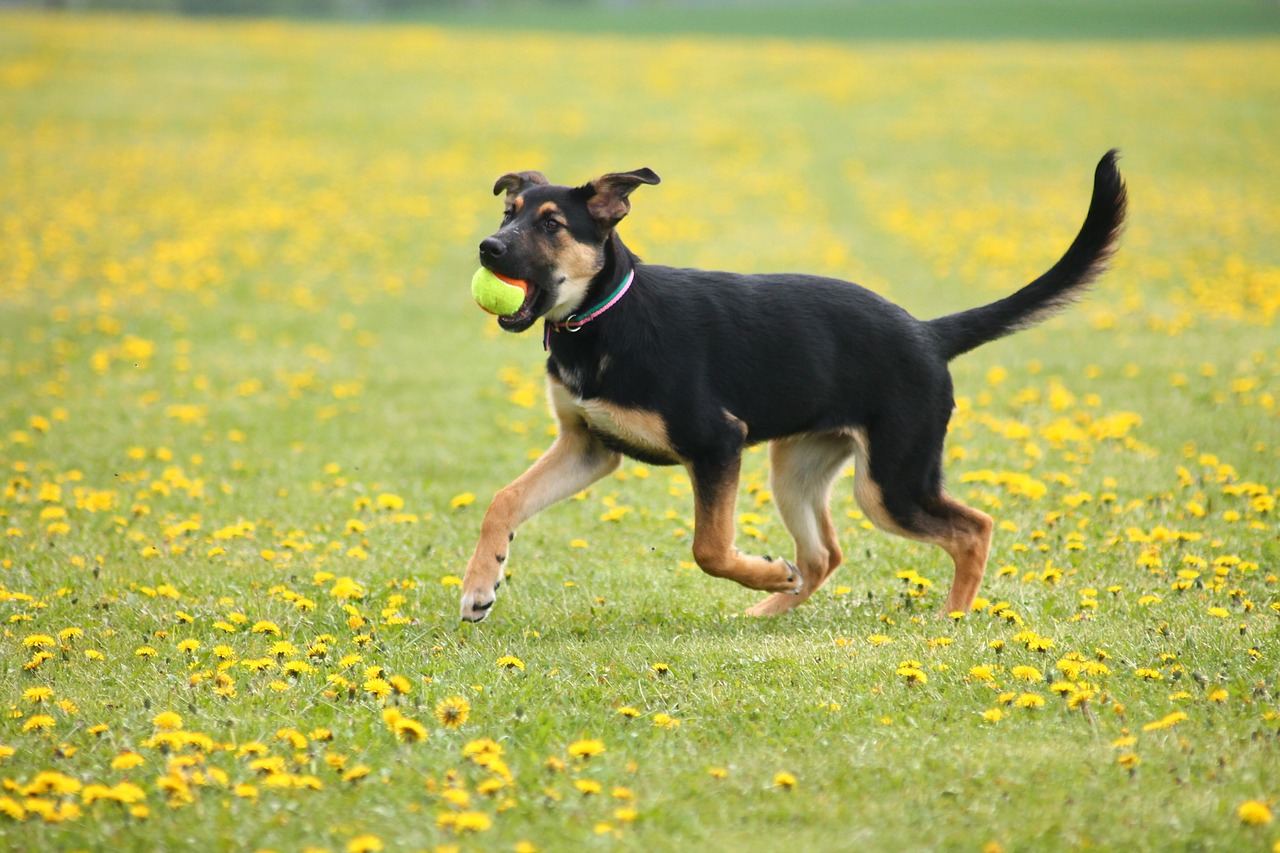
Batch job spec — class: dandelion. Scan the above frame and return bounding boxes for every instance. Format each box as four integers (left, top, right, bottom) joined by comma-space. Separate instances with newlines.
346, 834, 384, 853
22, 687, 53, 704
152, 711, 183, 730
617, 706, 641, 718
652, 713, 682, 729
568, 739, 605, 759
394, 717, 429, 743
435, 696, 471, 729
363, 678, 392, 700
773, 771, 797, 790
341, 765, 371, 783
897, 663, 928, 684
1237, 800, 1273, 826
1143, 711, 1188, 732
496, 655, 525, 671
454, 811, 492, 833
112, 752, 145, 770
22, 715, 56, 733
575, 779, 602, 795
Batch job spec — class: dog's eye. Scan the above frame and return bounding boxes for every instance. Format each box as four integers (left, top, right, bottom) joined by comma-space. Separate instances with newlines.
542, 218, 562, 233
502, 209, 515, 222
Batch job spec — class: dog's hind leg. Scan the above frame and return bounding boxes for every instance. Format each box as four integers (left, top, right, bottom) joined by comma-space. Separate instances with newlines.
852, 422, 993, 616
745, 432, 856, 616
687, 452, 806, 595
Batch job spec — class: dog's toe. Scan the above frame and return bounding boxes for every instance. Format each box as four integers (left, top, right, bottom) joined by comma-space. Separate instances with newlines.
460, 589, 496, 622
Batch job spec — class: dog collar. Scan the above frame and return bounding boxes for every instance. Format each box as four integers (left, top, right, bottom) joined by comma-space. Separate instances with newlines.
543, 269, 634, 350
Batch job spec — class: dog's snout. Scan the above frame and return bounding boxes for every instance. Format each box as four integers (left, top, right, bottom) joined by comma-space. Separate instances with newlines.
479, 236, 507, 260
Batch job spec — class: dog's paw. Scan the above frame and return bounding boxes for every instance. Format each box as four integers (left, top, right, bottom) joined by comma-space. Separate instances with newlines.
460, 584, 498, 623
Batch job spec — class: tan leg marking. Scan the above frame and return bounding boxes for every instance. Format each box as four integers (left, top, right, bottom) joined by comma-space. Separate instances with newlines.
848, 432, 993, 616
929, 497, 993, 615
746, 432, 856, 616
460, 378, 620, 621
688, 454, 804, 594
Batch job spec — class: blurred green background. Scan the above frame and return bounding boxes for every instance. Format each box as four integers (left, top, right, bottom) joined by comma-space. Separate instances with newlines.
18, 0, 1280, 38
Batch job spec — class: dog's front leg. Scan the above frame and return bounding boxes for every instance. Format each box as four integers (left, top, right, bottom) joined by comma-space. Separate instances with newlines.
687, 453, 804, 595
460, 423, 620, 622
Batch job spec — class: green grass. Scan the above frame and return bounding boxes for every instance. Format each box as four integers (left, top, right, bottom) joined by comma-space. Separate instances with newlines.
1, 10, 1278, 852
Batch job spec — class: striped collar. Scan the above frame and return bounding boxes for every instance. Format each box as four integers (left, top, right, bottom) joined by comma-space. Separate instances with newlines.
543, 269, 634, 350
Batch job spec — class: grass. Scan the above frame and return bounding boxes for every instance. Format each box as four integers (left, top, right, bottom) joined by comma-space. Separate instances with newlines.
1, 8, 1279, 852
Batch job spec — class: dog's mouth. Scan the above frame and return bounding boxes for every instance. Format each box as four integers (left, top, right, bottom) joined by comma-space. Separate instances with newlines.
496, 280, 542, 333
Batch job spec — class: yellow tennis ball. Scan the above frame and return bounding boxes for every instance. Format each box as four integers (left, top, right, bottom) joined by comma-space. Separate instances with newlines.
471, 268, 528, 316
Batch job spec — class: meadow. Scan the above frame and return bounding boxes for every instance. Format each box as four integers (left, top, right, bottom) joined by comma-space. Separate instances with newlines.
1, 8, 1278, 852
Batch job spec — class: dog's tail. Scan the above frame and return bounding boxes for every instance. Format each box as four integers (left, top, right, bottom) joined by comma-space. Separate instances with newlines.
926, 150, 1127, 362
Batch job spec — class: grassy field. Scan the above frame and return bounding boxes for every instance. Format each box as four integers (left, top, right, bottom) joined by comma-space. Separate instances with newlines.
1, 8, 1279, 852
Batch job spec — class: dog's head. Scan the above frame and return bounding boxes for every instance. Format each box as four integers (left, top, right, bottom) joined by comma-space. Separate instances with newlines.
477, 168, 660, 332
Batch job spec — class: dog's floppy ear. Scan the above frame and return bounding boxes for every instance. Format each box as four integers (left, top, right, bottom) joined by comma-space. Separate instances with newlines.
585, 168, 661, 228
493, 171, 549, 202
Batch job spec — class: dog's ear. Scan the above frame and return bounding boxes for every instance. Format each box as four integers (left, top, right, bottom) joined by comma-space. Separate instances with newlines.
493, 171, 549, 202
585, 168, 661, 228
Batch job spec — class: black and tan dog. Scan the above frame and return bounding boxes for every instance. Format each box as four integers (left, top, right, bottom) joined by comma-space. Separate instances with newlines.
460, 152, 1126, 622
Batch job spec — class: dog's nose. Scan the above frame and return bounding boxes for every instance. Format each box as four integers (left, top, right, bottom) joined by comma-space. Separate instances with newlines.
479, 237, 507, 260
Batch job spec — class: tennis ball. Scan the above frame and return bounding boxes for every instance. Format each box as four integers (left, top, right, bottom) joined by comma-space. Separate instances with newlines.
471, 267, 528, 316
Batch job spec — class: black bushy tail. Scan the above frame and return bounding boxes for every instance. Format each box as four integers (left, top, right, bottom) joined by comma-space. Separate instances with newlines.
926, 150, 1128, 362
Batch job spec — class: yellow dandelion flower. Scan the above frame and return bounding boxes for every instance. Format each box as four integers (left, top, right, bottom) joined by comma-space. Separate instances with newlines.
1142, 711, 1188, 732
773, 771, 797, 789
23, 687, 53, 704
346, 834, 384, 853
569, 739, 606, 759
1237, 800, 1273, 826
454, 811, 492, 833
575, 779, 602, 795
652, 713, 681, 729
496, 655, 525, 671
22, 714, 56, 732
111, 752, 145, 770
341, 765, 371, 783
435, 695, 471, 729
152, 711, 183, 730
363, 678, 392, 700
394, 717, 429, 743
1010, 665, 1042, 681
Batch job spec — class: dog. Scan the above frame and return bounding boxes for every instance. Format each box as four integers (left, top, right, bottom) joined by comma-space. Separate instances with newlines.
459, 152, 1126, 622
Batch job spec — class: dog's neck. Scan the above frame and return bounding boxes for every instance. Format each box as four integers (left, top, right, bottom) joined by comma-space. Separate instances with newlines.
587, 231, 636, 307
542, 232, 639, 359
